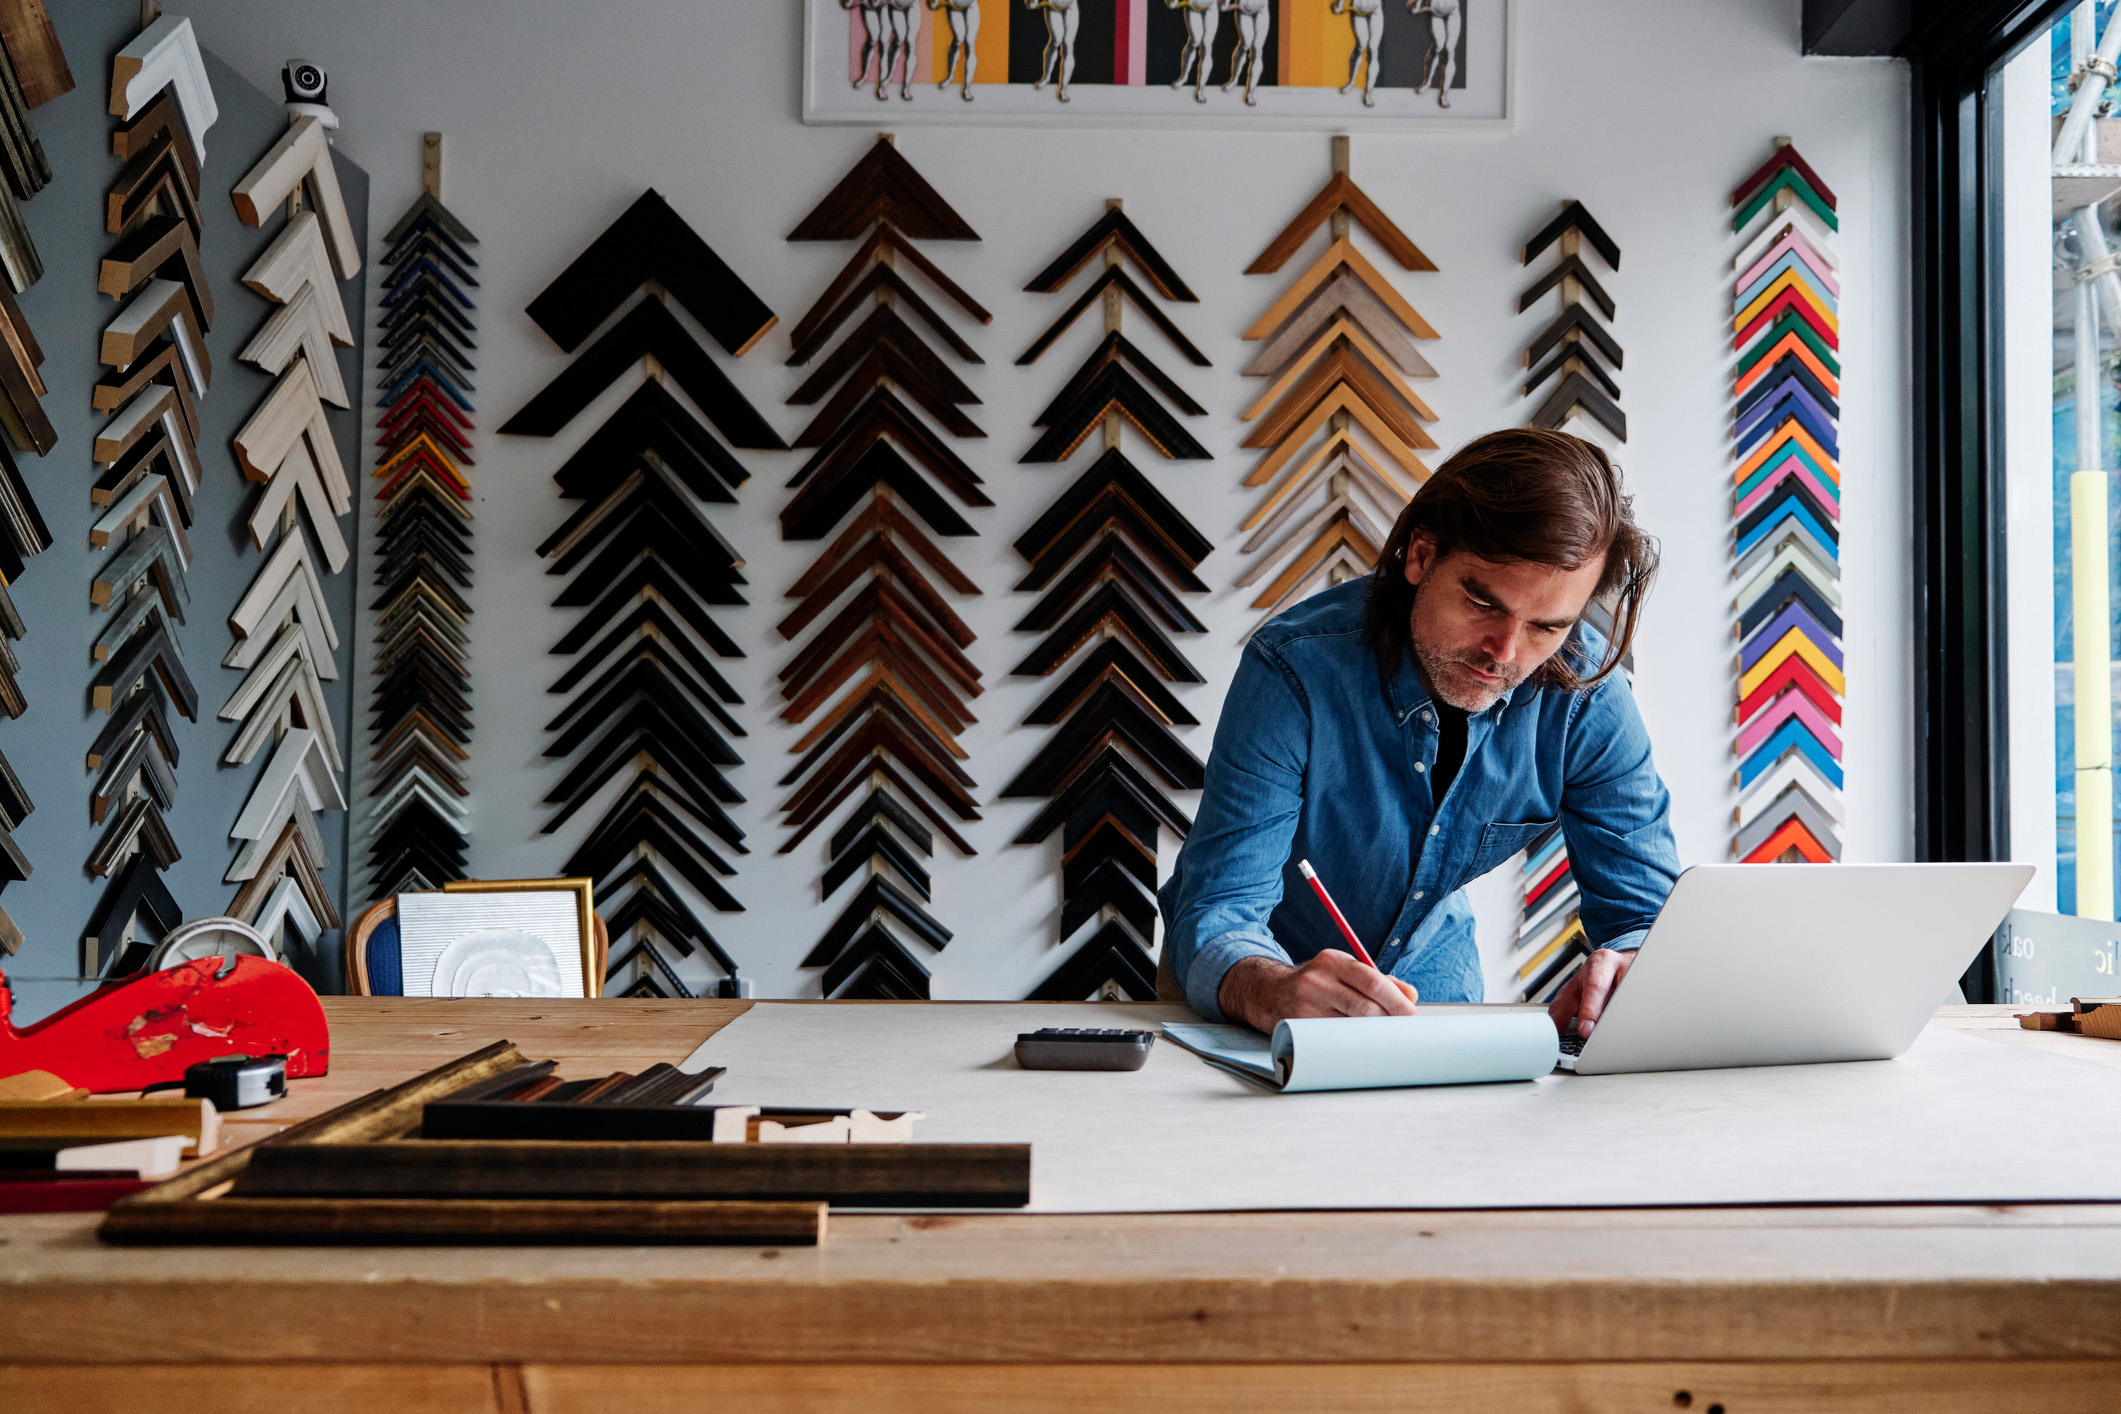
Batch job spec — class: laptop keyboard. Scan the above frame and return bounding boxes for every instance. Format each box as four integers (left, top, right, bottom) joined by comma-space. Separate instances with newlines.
1558, 1031, 1586, 1057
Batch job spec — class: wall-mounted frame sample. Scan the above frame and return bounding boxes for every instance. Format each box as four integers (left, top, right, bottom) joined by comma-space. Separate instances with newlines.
0, 5, 367, 1014
1518, 200, 1623, 441
1005, 198, 1212, 1000
777, 134, 988, 1000
1728, 141, 1843, 868
78, 13, 223, 972
362, 151, 478, 901
0, 0, 56, 959
801, 0, 1513, 129
502, 185, 776, 1000
1234, 137, 1432, 638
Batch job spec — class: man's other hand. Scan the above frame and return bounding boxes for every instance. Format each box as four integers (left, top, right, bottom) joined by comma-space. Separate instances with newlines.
1219, 952, 1419, 1032
1548, 946, 1637, 1038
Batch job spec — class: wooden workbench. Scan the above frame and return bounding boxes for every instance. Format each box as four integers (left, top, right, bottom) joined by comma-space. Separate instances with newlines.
5, 1000, 2119, 1412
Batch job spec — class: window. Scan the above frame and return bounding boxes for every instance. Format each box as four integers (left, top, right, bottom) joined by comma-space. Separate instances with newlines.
1998, 5, 2120, 923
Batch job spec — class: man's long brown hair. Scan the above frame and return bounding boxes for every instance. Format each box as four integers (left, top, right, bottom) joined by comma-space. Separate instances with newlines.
1363, 428, 1659, 693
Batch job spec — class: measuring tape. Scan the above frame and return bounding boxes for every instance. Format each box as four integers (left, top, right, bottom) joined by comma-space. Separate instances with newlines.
182, 1054, 287, 1110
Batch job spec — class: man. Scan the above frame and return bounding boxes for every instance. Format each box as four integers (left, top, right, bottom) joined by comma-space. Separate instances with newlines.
1160, 428, 1678, 1036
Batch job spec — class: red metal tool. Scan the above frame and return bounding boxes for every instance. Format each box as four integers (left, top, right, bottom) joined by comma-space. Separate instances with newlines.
0, 956, 329, 1094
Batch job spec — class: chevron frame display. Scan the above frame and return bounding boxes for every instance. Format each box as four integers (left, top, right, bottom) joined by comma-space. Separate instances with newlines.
1493, 202, 1629, 1002
778, 134, 990, 1000
1236, 138, 1436, 637
1004, 199, 1212, 1002
213, 102, 359, 943
1519, 201, 1624, 442
1500, 596, 1631, 1004
362, 145, 479, 901
0, 8, 61, 962
81, 19, 216, 975
501, 186, 780, 999
1729, 141, 1843, 865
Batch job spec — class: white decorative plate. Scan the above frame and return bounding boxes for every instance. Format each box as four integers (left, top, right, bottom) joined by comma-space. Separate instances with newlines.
431, 928, 567, 998
148, 917, 277, 970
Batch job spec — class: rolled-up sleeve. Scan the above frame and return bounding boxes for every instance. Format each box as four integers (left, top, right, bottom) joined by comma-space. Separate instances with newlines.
1558, 674, 1681, 951
1158, 642, 1312, 1020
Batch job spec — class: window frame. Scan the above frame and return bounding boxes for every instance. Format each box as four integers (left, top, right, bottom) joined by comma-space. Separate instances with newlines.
1906, 0, 2076, 1000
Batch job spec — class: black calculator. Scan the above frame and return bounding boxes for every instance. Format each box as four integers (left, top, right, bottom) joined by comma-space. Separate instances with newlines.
1013, 1027, 1156, 1071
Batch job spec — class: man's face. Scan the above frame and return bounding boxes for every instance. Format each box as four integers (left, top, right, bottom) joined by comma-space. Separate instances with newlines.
1403, 536, 1607, 711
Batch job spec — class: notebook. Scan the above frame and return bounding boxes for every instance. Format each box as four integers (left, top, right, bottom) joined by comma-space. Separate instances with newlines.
1162, 1012, 1560, 1092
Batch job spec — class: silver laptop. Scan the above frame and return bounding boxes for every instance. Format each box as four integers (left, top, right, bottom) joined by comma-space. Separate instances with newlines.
1559, 862, 2033, 1075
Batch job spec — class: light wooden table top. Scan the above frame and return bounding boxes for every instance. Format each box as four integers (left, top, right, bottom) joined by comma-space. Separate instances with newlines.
3, 999, 2118, 1368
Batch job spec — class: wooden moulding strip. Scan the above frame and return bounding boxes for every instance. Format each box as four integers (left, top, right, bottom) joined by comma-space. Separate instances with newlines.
0, 1096, 217, 1154
232, 1141, 1033, 1208
98, 1042, 827, 1246
97, 1197, 824, 1247
105, 1042, 532, 1210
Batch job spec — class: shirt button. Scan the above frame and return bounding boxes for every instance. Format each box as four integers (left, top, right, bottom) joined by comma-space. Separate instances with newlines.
1429, 824, 1440, 836
1414, 890, 1426, 900
1414, 762, 1426, 773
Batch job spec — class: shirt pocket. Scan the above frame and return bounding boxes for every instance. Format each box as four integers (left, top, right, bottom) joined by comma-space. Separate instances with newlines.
1472, 819, 1559, 881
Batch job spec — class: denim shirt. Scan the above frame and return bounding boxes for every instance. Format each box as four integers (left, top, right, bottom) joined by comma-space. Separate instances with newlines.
1159, 578, 1680, 1022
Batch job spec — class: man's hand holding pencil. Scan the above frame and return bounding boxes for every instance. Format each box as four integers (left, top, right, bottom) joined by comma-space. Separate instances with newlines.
1215, 860, 1421, 1032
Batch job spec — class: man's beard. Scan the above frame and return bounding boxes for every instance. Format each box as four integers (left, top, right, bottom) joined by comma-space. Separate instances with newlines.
1410, 585, 1524, 711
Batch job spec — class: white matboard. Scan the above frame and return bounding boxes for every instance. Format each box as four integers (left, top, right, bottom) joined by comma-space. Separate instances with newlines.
682, 1002, 2121, 1212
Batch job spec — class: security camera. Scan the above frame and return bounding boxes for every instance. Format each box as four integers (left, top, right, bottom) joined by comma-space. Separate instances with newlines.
281, 58, 340, 138
282, 59, 326, 103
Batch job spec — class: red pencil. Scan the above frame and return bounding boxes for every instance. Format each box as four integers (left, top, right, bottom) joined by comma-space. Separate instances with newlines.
1296, 859, 1378, 969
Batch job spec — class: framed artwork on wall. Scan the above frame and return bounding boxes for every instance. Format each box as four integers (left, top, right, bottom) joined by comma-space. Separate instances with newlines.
801, 0, 1512, 130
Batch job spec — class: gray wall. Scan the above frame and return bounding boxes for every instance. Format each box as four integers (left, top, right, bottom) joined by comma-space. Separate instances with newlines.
4, 3, 365, 1021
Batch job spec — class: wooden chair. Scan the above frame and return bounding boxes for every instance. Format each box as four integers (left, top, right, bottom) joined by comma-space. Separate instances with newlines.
344, 896, 609, 997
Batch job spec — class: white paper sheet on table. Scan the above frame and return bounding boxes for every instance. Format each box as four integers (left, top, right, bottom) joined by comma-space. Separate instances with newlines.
680, 1002, 2121, 1213
1164, 1013, 1560, 1091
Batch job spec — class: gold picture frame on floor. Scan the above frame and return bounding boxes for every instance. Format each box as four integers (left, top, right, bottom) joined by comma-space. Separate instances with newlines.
442, 877, 600, 998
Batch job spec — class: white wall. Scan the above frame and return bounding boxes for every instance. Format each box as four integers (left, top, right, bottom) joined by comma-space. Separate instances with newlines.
178, 0, 1912, 999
